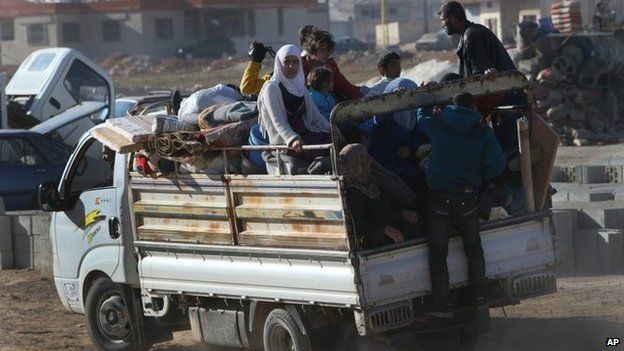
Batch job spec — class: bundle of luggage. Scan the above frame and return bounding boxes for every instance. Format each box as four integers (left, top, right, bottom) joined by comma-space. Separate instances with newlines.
95, 84, 270, 175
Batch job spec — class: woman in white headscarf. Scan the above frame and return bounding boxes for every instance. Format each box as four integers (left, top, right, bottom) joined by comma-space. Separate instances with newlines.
258, 44, 331, 161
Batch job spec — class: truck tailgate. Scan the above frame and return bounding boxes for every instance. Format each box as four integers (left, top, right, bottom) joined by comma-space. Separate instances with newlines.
357, 213, 555, 308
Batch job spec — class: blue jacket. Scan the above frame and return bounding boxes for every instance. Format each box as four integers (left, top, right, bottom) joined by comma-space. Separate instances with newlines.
309, 89, 335, 122
417, 105, 506, 192
368, 111, 428, 178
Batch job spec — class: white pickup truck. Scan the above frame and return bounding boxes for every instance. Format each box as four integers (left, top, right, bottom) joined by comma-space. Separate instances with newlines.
41, 72, 558, 351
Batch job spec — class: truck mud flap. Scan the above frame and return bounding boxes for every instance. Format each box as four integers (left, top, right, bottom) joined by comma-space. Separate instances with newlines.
354, 300, 488, 336
507, 270, 557, 299
354, 300, 414, 336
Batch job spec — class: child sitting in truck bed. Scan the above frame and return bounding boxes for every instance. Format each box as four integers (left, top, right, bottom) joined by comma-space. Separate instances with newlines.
307, 66, 335, 122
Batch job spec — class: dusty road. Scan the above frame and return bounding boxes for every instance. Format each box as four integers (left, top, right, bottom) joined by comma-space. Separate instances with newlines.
1, 270, 623, 351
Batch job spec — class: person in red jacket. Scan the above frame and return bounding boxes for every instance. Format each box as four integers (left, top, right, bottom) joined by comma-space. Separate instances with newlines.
301, 29, 363, 101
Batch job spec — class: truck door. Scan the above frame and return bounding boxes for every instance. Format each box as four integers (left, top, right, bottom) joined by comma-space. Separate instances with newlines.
53, 136, 120, 279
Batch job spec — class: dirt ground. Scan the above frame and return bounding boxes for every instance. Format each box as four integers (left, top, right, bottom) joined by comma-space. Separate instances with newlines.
1, 270, 623, 351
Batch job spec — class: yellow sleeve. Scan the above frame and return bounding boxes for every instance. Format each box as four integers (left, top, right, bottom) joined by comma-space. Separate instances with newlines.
240, 61, 268, 96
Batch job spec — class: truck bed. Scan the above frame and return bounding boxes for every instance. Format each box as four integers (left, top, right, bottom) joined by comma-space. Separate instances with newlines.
130, 173, 556, 311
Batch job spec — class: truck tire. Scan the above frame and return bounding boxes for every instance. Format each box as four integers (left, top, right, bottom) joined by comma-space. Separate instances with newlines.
85, 277, 149, 351
263, 308, 312, 351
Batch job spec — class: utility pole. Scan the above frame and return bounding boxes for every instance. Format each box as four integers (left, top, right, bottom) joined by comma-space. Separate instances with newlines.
424, 0, 429, 33
381, 0, 389, 49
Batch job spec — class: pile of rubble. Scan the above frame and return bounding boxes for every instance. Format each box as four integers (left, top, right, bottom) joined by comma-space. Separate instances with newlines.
532, 68, 624, 146
519, 32, 624, 145
98, 53, 245, 78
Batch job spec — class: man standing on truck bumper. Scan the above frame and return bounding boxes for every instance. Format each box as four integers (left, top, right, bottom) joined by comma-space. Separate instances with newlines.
417, 93, 506, 317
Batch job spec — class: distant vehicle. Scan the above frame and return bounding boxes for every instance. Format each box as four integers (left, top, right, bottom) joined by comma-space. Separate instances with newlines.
335, 37, 369, 54
31, 101, 108, 149
5, 48, 115, 129
176, 38, 236, 60
415, 32, 457, 51
114, 92, 180, 118
0, 130, 72, 211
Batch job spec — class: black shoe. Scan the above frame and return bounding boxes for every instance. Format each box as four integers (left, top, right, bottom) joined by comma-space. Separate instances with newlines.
474, 296, 489, 311
171, 89, 182, 115
427, 302, 454, 318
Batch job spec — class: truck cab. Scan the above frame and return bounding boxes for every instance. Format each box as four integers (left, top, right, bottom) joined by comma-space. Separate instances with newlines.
4, 48, 115, 147
41, 72, 559, 351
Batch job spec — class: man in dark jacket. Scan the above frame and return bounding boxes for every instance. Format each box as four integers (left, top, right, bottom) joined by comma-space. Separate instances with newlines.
439, 1, 516, 77
417, 93, 506, 317
440, 1, 524, 153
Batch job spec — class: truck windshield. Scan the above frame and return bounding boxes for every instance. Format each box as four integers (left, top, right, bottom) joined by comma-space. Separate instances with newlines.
63, 60, 109, 105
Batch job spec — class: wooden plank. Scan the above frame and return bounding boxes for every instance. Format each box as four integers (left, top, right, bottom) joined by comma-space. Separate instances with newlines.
133, 191, 227, 207
241, 220, 346, 235
236, 193, 342, 209
92, 126, 143, 153
235, 205, 343, 222
139, 217, 231, 231
137, 228, 234, 245
238, 231, 348, 251
530, 115, 560, 211
106, 115, 154, 142
133, 203, 228, 218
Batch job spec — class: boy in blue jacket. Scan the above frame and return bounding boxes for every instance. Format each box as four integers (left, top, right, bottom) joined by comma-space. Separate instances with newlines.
417, 92, 506, 317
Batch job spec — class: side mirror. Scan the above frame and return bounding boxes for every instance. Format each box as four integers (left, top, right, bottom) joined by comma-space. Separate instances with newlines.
38, 182, 63, 212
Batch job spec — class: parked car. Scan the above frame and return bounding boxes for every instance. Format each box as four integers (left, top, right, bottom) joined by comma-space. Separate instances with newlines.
176, 38, 236, 60
0, 130, 72, 211
335, 37, 369, 54
415, 32, 457, 51
115, 91, 181, 118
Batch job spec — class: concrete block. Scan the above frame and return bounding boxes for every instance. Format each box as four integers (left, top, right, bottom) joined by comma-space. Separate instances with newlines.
0, 249, 13, 269
575, 229, 599, 273
33, 236, 50, 255
552, 210, 577, 273
604, 208, 624, 230
589, 192, 615, 202
31, 214, 51, 236
606, 165, 623, 184
551, 189, 569, 202
561, 165, 577, 183
597, 230, 624, 274
578, 165, 608, 184
577, 209, 606, 230
11, 215, 31, 236
12, 229, 31, 269
551, 166, 566, 183
0, 216, 12, 248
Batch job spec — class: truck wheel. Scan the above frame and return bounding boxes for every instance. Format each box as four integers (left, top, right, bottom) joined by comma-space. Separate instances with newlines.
263, 308, 312, 351
85, 277, 147, 351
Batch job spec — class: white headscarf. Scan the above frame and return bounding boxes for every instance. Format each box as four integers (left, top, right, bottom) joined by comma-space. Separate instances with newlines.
271, 44, 308, 97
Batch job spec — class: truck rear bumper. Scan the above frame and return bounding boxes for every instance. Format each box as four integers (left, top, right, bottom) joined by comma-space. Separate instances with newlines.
354, 268, 556, 336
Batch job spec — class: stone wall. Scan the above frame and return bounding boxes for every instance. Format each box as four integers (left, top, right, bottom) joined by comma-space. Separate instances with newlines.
0, 212, 53, 279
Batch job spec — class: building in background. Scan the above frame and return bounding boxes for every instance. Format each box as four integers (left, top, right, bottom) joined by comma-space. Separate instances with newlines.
354, 0, 447, 45
329, 0, 447, 48
0, 0, 329, 65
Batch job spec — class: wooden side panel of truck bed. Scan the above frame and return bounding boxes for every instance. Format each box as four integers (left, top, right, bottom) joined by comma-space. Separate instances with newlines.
130, 173, 350, 251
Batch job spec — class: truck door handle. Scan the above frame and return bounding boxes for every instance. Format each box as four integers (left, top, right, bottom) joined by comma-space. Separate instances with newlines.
35, 169, 47, 173
109, 216, 120, 240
